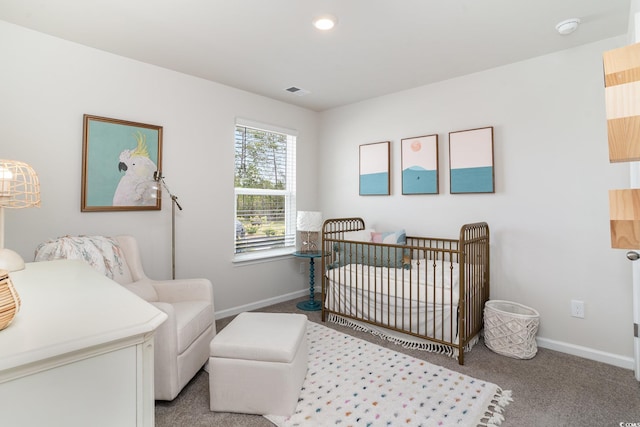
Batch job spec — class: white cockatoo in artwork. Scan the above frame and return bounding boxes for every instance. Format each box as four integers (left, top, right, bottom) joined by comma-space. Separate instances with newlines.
113, 131, 158, 206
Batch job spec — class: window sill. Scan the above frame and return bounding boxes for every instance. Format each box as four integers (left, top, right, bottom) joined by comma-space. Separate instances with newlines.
233, 247, 296, 265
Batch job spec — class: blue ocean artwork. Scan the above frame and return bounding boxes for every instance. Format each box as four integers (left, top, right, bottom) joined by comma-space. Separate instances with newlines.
450, 166, 494, 193
402, 166, 437, 194
360, 172, 389, 195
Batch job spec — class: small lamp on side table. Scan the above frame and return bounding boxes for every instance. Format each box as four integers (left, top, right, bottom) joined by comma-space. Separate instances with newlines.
296, 211, 322, 253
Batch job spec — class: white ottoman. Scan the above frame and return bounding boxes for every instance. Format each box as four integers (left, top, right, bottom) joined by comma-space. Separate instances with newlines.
209, 312, 308, 416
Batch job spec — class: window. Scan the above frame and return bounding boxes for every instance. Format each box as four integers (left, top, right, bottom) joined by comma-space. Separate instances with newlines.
234, 119, 296, 259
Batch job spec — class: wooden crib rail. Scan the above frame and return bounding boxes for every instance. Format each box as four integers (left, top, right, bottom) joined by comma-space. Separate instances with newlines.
458, 222, 490, 364
322, 217, 365, 237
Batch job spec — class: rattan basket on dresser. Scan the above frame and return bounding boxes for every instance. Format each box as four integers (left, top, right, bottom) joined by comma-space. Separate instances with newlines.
0, 269, 21, 330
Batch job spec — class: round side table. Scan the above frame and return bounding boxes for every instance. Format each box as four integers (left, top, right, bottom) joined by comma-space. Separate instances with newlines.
293, 251, 323, 311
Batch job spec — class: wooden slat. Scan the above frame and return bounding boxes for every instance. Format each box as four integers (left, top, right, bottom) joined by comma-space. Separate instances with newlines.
604, 43, 640, 163
607, 116, 640, 162
603, 42, 640, 87
610, 189, 640, 219
605, 82, 640, 120
609, 189, 640, 248
610, 220, 640, 249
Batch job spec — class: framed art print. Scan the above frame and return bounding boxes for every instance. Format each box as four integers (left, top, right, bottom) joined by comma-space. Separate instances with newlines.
449, 126, 494, 194
401, 134, 438, 194
359, 141, 390, 196
81, 114, 163, 211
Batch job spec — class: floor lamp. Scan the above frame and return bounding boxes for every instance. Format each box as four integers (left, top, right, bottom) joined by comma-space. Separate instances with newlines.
0, 160, 41, 272
154, 171, 182, 280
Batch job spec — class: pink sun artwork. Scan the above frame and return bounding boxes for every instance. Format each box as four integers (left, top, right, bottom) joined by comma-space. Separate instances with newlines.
401, 134, 438, 194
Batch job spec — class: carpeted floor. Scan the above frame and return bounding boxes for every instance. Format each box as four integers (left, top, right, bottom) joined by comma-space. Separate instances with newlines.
156, 296, 640, 427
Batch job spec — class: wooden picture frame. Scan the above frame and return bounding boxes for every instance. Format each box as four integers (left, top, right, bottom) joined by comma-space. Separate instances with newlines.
401, 134, 438, 194
81, 114, 163, 211
449, 126, 494, 194
359, 141, 390, 196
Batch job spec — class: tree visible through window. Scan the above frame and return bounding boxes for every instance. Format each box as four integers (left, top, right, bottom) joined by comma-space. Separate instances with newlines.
234, 121, 296, 256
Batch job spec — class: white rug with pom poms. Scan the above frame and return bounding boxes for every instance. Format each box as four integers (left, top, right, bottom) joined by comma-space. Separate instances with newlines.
266, 321, 512, 427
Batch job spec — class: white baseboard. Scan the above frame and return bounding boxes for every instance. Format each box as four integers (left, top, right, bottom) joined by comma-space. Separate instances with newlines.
537, 337, 635, 370
215, 289, 308, 320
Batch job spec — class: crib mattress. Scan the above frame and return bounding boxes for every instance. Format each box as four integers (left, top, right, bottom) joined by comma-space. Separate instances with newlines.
324, 260, 463, 342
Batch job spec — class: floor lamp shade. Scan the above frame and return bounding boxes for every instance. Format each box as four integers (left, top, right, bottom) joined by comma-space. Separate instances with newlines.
0, 160, 41, 272
297, 211, 322, 252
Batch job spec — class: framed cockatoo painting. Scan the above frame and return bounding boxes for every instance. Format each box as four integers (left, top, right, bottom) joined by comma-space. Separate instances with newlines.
81, 115, 163, 211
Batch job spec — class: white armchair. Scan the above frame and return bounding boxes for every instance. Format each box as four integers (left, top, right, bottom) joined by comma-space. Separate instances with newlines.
34, 235, 215, 401
114, 236, 216, 401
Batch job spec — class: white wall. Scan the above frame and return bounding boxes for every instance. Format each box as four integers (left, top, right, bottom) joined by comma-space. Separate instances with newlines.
0, 21, 320, 315
318, 37, 634, 365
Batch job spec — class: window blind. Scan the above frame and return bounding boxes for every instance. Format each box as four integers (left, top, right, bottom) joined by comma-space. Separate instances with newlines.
234, 122, 296, 257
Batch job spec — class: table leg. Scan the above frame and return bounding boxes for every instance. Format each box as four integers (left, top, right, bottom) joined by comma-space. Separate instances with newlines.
296, 257, 321, 311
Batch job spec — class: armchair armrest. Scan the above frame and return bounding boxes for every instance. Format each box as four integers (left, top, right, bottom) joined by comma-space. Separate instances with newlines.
149, 301, 180, 400
151, 278, 214, 304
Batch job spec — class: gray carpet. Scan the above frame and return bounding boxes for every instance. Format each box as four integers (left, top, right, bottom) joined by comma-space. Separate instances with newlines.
156, 296, 640, 426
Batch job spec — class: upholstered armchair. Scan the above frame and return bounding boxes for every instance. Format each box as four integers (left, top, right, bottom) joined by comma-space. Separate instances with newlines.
114, 236, 215, 401
34, 235, 215, 401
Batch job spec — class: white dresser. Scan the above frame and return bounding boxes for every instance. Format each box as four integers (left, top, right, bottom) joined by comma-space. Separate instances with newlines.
0, 260, 167, 427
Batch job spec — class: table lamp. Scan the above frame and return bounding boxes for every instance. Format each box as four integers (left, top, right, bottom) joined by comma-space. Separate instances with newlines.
0, 159, 41, 271
297, 211, 322, 253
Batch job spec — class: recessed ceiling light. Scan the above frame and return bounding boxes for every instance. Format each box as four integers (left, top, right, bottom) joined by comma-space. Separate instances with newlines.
313, 14, 337, 31
555, 18, 581, 35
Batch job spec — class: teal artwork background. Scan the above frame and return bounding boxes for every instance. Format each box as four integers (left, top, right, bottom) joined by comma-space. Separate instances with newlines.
450, 166, 493, 193
86, 121, 159, 207
402, 168, 437, 194
359, 172, 389, 195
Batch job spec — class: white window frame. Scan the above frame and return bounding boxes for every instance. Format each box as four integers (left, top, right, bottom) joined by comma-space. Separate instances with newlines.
233, 118, 297, 262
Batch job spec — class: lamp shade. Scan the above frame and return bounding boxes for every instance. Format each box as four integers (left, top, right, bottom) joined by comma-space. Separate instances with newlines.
297, 211, 323, 232
0, 160, 41, 208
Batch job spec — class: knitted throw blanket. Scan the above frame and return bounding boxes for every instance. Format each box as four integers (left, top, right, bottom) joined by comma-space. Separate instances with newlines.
34, 235, 127, 280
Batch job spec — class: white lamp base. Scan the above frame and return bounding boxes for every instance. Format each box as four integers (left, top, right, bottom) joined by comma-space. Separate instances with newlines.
0, 248, 26, 272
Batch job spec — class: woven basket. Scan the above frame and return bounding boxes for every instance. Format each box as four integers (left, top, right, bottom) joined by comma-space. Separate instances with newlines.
0, 269, 21, 331
483, 300, 539, 359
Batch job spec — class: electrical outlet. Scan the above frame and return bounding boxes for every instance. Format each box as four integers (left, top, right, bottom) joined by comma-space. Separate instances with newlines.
571, 300, 585, 318
299, 262, 306, 274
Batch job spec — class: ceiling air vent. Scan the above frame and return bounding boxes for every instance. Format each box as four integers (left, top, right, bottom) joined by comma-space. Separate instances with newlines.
284, 86, 311, 97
